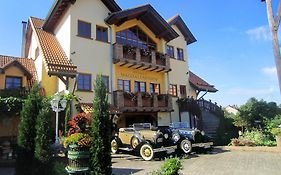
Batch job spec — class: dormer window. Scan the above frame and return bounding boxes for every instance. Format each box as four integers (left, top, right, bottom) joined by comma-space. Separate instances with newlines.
5, 76, 22, 89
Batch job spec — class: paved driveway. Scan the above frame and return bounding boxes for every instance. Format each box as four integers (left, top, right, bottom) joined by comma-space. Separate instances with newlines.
112, 148, 281, 175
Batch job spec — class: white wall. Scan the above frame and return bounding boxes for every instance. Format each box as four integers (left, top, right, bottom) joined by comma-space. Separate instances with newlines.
68, 0, 112, 103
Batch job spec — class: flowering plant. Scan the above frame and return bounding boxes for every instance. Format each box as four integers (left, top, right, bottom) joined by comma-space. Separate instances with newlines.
68, 113, 91, 136
63, 133, 92, 149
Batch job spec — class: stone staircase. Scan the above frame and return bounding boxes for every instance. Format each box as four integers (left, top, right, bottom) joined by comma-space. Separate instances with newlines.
197, 99, 224, 141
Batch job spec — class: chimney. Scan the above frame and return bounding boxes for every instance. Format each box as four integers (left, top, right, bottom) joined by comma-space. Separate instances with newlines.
21, 21, 27, 58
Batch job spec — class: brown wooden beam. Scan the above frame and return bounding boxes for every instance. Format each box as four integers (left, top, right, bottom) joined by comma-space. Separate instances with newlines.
157, 68, 165, 72
143, 65, 152, 70
128, 62, 137, 68
120, 61, 129, 67
135, 64, 144, 69
150, 66, 159, 71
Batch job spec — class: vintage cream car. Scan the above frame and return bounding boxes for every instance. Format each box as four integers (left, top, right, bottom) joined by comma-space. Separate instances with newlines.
111, 123, 177, 161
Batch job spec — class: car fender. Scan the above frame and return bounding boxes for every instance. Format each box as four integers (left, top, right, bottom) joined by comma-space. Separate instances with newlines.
135, 140, 151, 151
111, 136, 122, 146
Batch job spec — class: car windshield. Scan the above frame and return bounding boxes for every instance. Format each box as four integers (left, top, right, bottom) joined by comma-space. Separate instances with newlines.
133, 123, 151, 131
170, 122, 189, 129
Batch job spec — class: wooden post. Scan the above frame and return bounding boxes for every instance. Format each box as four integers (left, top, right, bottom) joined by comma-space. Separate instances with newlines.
264, 0, 281, 94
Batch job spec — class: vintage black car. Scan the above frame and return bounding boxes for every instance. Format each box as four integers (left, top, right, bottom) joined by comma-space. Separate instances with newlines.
111, 123, 177, 161
169, 122, 213, 154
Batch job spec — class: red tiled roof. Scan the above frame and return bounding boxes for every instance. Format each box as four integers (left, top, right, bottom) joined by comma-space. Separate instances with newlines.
29, 17, 77, 77
189, 71, 218, 93
0, 55, 37, 88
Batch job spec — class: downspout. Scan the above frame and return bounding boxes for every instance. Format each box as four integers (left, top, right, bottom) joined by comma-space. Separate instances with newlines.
105, 22, 114, 105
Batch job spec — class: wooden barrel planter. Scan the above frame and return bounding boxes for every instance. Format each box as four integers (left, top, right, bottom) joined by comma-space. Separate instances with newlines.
65, 145, 89, 175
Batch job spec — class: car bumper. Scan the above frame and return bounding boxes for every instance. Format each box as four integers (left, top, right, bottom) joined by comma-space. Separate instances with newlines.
192, 142, 213, 148
153, 145, 177, 153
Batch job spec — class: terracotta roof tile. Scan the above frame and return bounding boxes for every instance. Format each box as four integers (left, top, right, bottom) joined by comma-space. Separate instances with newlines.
0, 55, 37, 88
29, 17, 77, 77
189, 71, 218, 93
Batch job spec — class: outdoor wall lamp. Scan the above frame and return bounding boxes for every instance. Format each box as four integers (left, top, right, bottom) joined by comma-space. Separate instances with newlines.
50, 91, 68, 145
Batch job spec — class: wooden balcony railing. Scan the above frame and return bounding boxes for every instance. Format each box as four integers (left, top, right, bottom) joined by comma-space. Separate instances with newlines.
113, 44, 171, 72
113, 91, 173, 112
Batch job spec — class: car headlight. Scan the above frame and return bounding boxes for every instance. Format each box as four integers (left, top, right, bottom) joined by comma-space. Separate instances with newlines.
172, 133, 180, 142
164, 133, 169, 139
201, 131, 205, 136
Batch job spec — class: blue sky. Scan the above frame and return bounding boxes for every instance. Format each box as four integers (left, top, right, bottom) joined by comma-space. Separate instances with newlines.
0, 0, 280, 106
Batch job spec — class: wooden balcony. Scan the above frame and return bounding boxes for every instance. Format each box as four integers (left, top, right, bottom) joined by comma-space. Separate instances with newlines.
113, 91, 173, 113
113, 44, 171, 72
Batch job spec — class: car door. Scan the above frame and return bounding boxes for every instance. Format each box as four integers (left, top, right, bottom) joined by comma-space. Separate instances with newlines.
119, 128, 134, 146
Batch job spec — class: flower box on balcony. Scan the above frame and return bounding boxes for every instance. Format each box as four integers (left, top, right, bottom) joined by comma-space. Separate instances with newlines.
123, 45, 136, 60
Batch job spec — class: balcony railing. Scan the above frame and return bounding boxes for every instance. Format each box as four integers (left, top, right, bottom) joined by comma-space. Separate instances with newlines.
113, 90, 173, 112
113, 44, 171, 72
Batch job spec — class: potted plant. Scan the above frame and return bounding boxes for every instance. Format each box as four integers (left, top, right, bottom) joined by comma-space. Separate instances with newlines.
64, 133, 92, 172
271, 128, 281, 147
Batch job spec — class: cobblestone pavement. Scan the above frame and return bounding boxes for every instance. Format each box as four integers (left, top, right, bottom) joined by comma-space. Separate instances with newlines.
112, 148, 281, 175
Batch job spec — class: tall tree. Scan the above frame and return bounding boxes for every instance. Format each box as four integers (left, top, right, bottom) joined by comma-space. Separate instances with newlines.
16, 84, 43, 175
262, 0, 281, 94
89, 74, 111, 175
33, 99, 53, 175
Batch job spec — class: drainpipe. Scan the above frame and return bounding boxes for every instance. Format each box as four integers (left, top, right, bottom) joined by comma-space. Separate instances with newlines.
21, 21, 27, 58
105, 22, 114, 104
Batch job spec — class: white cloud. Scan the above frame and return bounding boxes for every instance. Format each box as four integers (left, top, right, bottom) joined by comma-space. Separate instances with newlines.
262, 66, 277, 78
226, 87, 275, 96
246, 25, 271, 41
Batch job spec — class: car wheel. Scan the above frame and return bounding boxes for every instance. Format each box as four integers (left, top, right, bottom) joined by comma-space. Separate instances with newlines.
131, 137, 140, 149
140, 144, 154, 161
111, 139, 119, 154
180, 139, 192, 154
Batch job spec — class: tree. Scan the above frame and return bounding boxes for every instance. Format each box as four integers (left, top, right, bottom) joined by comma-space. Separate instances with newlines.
89, 74, 111, 175
16, 84, 43, 175
236, 98, 281, 130
33, 99, 53, 175
262, 0, 281, 94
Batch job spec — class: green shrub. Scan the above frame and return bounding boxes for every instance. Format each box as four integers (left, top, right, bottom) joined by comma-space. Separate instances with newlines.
160, 158, 182, 175
232, 130, 276, 147
271, 128, 281, 136
265, 115, 281, 133
52, 161, 68, 175
242, 130, 267, 146
150, 158, 183, 175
